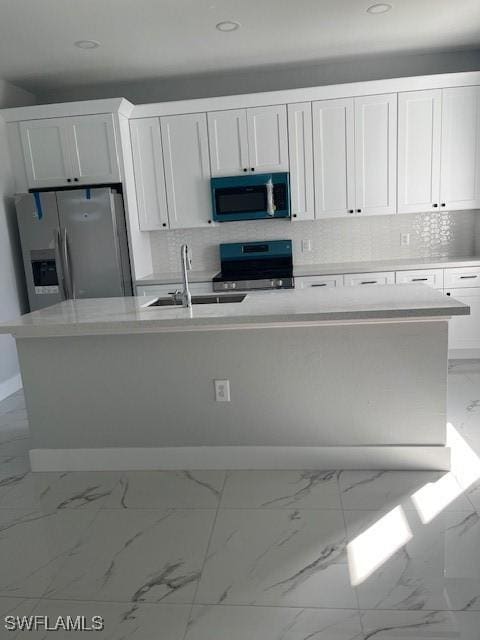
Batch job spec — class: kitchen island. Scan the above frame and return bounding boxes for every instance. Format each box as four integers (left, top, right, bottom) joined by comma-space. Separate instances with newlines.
0, 285, 469, 472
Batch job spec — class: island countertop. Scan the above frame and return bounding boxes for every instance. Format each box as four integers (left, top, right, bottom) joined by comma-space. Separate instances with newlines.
0, 284, 469, 338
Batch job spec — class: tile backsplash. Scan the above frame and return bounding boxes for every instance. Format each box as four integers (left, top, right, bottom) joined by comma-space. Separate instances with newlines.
150, 210, 480, 274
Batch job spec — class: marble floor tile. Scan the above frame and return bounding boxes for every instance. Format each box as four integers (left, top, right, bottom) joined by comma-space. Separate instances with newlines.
0, 454, 30, 475
338, 470, 473, 513
0, 472, 121, 511
103, 471, 225, 509
220, 470, 342, 510
361, 610, 480, 639
24, 599, 191, 639
345, 509, 480, 611
185, 605, 363, 640
0, 509, 97, 599
45, 508, 216, 604
195, 508, 356, 608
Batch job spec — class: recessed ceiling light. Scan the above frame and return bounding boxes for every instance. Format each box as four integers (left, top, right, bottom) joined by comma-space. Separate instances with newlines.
366, 3, 392, 14
74, 40, 100, 49
215, 21, 241, 32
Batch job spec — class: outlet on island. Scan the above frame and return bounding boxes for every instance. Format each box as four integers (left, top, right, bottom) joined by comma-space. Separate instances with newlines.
301, 239, 312, 252
214, 379, 231, 402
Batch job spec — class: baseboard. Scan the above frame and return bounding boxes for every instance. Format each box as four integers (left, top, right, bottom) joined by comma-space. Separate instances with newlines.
449, 349, 480, 359
29, 445, 451, 472
0, 373, 22, 403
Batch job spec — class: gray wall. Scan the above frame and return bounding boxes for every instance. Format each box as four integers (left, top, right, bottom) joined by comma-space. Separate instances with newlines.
37, 48, 480, 104
0, 78, 35, 393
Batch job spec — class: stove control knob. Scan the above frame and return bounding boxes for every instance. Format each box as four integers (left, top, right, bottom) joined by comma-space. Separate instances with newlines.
277, 280, 283, 288
231, 282, 236, 289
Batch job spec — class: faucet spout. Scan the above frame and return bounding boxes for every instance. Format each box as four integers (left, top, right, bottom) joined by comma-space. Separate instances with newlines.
181, 244, 192, 308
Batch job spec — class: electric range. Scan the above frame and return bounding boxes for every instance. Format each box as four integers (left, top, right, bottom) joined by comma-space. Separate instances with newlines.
212, 240, 294, 292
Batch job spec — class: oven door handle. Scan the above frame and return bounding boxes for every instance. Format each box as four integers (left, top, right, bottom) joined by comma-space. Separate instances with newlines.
266, 178, 275, 216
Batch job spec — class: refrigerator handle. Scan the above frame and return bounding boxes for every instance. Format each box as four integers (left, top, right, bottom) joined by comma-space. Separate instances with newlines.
62, 227, 75, 299
54, 228, 68, 299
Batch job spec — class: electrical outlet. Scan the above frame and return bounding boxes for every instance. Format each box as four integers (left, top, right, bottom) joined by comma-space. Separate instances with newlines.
400, 233, 410, 247
214, 379, 231, 402
301, 239, 312, 252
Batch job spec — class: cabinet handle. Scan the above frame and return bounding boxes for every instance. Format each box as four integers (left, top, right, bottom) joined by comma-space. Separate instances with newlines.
292, 214, 297, 218
251, 168, 255, 172
67, 178, 72, 183
74, 178, 79, 182
446, 292, 451, 296
412, 278, 428, 282
348, 209, 354, 214
243, 168, 248, 172
460, 275, 477, 279
441, 203, 446, 207
356, 209, 361, 213
162, 223, 167, 227
433, 203, 438, 207
361, 281, 377, 285
311, 283, 327, 287
208, 220, 212, 224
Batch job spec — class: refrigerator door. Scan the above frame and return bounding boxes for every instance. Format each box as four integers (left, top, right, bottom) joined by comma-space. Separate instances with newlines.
56, 188, 132, 299
16, 192, 65, 311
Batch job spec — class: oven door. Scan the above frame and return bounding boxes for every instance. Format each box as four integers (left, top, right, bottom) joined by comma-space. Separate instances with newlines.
211, 172, 290, 222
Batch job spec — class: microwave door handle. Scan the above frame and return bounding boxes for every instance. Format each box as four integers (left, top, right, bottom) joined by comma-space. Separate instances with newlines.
266, 179, 275, 216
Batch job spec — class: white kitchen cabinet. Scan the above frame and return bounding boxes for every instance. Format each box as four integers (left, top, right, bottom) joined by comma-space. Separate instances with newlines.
312, 94, 397, 218
207, 105, 288, 176
444, 266, 480, 288
20, 114, 121, 189
440, 86, 480, 211
295, 275, 343, 289
207, 109, 249, 177
446, 287, 480, 354
354, 94, 397, 216
312, 98, 355, 218
287, 103, 315, 221
19, 118, 73, 189
68, 114, 121, 185
161, 112, 212, 229
246, 105, 288, 172
344, 272, 395, 286
398, 90, 442, 214
136, 282, 213, 297
395, 269, 444, 289
130, 118, 169, 231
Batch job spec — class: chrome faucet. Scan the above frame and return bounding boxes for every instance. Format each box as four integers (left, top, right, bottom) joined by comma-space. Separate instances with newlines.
180, 244, 192, 308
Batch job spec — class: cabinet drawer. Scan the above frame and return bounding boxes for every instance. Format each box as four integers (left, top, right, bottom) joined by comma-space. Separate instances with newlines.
444, 267, 480, 288
343, 272, 395, 286
296, 275, 343, 289
136, 282, 213, 297
395, 269, 443, 289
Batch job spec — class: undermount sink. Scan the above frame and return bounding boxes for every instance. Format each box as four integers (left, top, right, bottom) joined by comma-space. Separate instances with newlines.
148, 293, 247, 307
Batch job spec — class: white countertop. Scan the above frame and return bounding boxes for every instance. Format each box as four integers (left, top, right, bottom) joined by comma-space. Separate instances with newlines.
136, 255, 480, 286
0, 284, 469, 338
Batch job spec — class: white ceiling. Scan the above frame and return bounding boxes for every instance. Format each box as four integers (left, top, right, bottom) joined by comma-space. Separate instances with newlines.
1, 0, 480, 94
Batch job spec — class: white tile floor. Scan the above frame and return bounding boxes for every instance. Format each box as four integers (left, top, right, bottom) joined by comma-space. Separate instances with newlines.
0, 361, 479, 638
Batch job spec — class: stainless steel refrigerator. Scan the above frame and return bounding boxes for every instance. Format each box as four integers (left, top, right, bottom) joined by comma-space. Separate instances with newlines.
16, 187, 132, 311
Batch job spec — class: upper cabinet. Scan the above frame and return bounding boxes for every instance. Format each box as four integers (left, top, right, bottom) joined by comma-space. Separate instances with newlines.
287, 102, 314, 221
312, 93, 397, 218
398, 86, 480, 213
398, 90, 442, 214
161, 112, 212, 229
20, 114, 121, 189
207, 105, 288, 176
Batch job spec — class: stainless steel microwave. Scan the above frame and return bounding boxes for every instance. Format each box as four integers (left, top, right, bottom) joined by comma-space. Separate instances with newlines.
211, 172, 290, 222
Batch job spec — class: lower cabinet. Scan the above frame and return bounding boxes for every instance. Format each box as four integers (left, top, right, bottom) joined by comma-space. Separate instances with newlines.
445, 287, 480, 354
295, 275, 343, 289
395, 269, 444, 289
344, 272, 395, 286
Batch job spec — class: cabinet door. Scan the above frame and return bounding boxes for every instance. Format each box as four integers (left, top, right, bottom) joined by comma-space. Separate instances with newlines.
296, 275, 343, 289
68, 114, 121, 184
19, 118, 74, 189
287, 103, 314, 221
130, 118, 169, 231
207, 109, 249, 176
354, 93, 397, 216
312, 98, 355, 218
446, 288, 480, 353
161, 113, 212, 229
398, 90, 442, 213
246, 105, 289, 172
440, 86, 480, 211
